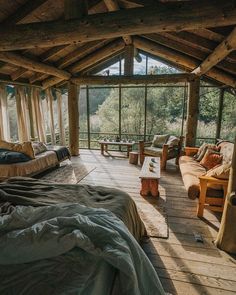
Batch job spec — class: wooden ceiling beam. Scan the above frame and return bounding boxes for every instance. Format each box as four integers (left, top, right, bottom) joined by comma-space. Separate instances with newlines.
42, 39, 125, 89
144, 34, 236, 75
71, 73, 195, 85
0, 73, 41, 88
162, 31, 236, 64
0, 1, 236, 51
0, 52, 71, 80
68, 39, 125, 74
193, 27, 236, 76
103, 0, 132, 45
1, 0, 48, 25
133, 36, 236, 88
56, 40, 109, 68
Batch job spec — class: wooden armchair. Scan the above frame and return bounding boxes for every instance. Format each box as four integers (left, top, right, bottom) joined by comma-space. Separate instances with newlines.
139, 135, 184, 170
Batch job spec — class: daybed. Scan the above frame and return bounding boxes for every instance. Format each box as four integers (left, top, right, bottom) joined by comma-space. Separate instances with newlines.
0, 140, 70, 180
179, 140, 234, 217
0, 177, 165, 295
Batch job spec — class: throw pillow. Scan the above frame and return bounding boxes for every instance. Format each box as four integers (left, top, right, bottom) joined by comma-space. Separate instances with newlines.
200, 148, 223, 170
194, 143, 220, 162
166, 135, 179, 147
152, 134, 169, 148
206, 162, 231, 180
0, 140, 35, 159
32, 142, 47, 155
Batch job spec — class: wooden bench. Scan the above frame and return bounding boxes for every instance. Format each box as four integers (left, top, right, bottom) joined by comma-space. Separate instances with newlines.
139, 156, 160, 197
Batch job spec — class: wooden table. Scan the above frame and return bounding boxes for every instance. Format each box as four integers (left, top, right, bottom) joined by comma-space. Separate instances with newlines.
139, 157, 160, 197
98, 140, 135, 157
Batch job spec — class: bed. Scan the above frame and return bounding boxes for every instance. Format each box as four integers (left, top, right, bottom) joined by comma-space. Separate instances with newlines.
0, 177, 165, 295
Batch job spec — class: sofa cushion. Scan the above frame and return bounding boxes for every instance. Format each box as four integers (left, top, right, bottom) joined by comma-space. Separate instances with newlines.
0, 149, 31, 164
179, 156, 206, 199
144, 146, 163, 157
194, 143, 219, 162
206, 163, 231, 180
200, 148, 223, 170
166, 135, 179, 147
152, 134, 169, 148
179, 155, 224, 199
32, 142, 47, 155
218, 142, 234, 164
0, 140, 35, 159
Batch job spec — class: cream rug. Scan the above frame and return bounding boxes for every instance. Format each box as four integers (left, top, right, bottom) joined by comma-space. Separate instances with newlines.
39, 160, 96, 184
135, 198, 168, 239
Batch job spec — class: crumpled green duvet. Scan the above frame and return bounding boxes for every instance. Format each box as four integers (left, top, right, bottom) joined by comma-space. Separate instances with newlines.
0, 179, 166, 295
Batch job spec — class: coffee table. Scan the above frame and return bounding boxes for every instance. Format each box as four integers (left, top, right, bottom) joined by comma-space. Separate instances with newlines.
139, 157, 160, 197
98, 140, 135, 157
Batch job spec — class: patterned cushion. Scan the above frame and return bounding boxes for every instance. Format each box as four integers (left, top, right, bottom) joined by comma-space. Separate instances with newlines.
152, 134, 169, 148
166, 135, 179, 147
206, 163, 231, 180
32, 142, 47, 155
200, 148, 223, 170
194, 143, 219, 162
0, 140, 35, 159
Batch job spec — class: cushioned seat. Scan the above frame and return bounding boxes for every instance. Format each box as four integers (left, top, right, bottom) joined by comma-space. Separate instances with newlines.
179, 155, 223, 200
143, 146, 163, 157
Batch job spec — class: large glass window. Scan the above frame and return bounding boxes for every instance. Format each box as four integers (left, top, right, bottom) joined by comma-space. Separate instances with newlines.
146, 85, 185, 140
121, 87, 145, 142
197, 85, 219, 143
89, 87, 119, 148
221, 91, 236, 141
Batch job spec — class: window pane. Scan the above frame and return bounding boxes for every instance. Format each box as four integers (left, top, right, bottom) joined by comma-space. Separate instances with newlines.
197, 86, 219, 141
133, 54, 146, 75
146, 86, 184, 140
221, 91, 236, 141
79, 87, 88, 148
7, 88, 18, 141
121, 87, 145, 142
90, 87, 119, 148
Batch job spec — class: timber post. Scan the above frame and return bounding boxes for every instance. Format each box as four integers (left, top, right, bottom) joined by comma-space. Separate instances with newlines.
185, 77, 200, 147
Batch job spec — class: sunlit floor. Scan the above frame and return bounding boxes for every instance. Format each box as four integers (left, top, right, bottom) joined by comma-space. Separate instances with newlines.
72, 149, 236, 295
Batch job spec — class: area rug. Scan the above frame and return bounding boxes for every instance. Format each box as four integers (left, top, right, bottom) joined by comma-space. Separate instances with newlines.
39, 161, 96, 184
135, 199, 168, 239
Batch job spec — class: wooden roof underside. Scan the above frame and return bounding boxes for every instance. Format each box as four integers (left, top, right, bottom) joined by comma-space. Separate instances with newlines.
0, 0, 236, 89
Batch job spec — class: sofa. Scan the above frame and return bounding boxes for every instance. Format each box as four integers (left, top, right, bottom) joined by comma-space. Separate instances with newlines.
0, 141, 70, 180
179, 140, 234, 217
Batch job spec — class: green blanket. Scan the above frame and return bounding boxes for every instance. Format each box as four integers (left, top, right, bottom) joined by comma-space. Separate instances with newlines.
0, 178, 165, 295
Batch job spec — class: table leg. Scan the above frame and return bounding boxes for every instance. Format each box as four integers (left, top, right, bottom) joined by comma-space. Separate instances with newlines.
140, 179, 150, 197
105, 144, 108, 153
150, 179, 159, 197
101, 143, 104, 155
127, 145, 131, 157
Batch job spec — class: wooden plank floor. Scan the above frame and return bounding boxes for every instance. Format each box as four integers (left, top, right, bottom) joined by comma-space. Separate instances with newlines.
73, 149, 236, 295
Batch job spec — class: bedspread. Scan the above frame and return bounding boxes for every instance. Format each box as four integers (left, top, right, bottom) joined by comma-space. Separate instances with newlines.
0, 177, 165, 295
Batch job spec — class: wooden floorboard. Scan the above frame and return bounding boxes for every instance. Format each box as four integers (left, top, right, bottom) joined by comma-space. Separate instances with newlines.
72, 150, 236, 295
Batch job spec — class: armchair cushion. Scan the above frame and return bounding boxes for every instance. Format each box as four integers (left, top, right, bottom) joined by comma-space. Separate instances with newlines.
143, 146, 163, 157
152, 134, 169, 148
166, 135, 179, 147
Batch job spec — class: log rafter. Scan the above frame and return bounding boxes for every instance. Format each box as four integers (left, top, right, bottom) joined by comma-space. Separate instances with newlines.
143, 33, 236, 75
103, 0, 132, 45
0, 52, 71, 80
133, 36, 236, 88
193, 27, 236, 76
0, 1, 236, 51
71, 73, 196, 85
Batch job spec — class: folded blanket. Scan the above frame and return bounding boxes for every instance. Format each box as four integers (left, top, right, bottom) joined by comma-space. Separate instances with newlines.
0, 203, 165, 295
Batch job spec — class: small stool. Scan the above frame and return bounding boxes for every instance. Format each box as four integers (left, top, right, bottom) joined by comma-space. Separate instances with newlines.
129, 151, 139, 165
